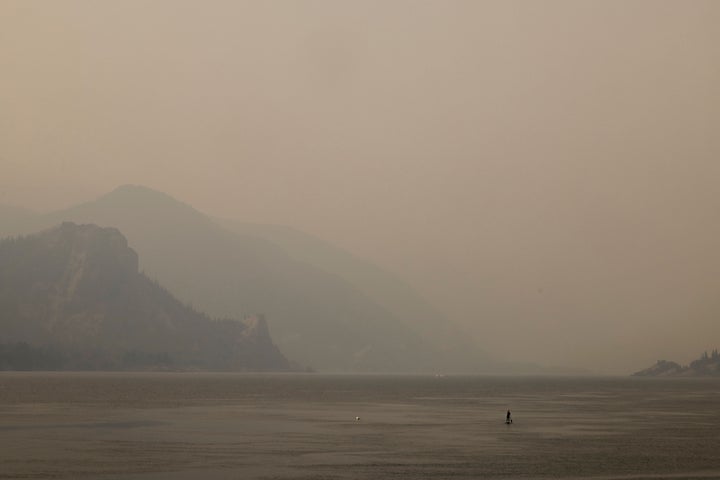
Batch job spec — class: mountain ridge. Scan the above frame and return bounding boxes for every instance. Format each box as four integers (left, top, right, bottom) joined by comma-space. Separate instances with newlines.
0, 185, 468, 372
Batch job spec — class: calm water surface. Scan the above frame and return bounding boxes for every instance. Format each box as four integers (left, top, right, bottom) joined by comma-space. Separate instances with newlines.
0, 373, 718, 479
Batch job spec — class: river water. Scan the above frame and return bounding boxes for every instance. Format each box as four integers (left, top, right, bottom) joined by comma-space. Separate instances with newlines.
0, 373, 718, 479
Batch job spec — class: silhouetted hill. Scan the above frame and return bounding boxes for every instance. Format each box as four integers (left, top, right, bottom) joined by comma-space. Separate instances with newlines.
0, 222, 291, 371
633, 350, 720, 377
0, 186, 466, 372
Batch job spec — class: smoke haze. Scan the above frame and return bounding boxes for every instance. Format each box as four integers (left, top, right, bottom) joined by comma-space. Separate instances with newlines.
2, 0, 719, 372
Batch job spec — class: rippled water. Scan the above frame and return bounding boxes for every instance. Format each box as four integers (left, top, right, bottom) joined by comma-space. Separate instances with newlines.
0, 373, 719, 479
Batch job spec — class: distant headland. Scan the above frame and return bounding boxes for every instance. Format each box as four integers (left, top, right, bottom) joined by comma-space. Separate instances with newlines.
633, 350, 720, 377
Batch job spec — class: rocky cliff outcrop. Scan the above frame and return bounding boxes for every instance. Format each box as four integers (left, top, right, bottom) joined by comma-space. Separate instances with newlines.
0, 222, 291, 371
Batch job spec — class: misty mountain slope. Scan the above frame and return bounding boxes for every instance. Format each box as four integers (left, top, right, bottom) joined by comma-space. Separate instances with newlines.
216, 219, 489, 368
0, 222, 290, 370
0, 186, 451, 371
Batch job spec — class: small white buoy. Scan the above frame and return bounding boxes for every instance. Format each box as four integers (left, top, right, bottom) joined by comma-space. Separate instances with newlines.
355, 416, 360, 421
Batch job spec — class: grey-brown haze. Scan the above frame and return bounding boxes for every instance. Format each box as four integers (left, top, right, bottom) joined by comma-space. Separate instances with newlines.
2, 0, 719, 373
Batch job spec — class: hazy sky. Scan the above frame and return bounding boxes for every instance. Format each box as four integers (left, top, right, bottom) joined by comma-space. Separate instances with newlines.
2, 0, 719, 372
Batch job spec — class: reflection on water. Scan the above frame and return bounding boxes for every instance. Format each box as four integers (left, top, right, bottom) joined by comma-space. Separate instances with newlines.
0, 373, 718, 479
